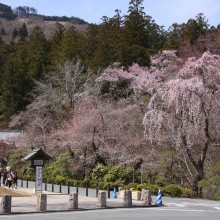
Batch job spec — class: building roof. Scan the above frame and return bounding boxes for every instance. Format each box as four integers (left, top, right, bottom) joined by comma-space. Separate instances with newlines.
22, 148, 52, 161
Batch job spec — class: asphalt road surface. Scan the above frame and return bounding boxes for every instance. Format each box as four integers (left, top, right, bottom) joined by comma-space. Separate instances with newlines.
1, 198, 220, 220
1, 180, 219, 219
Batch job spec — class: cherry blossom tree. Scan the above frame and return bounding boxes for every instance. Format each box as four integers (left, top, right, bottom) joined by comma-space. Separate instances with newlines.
143, 51, 220, 196
46, 93, 152, 176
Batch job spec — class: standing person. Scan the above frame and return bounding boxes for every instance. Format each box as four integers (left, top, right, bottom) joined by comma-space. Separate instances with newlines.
3, 168, 8, 186
12, 171, 18, 189
6, 170, 14, 189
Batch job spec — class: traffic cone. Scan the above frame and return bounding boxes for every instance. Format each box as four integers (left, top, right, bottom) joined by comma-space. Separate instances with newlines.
155, 189, 163, 206
113, 187, 117, 199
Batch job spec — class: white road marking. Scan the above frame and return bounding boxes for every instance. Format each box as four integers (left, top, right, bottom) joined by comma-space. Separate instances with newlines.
214, 207, 220, 211
2, 207, 220, 218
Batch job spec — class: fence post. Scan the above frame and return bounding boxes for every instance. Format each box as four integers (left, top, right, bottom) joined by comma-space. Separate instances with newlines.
76, 182, 78, 194
59, 182, 62, 193
45, 179, 47, 191
68, 181, 70, 194
107, 183, 110, 199
26, 178, 28, 188
52, 181, 54, 192
96, 182, 99, 198
21, 178, 23, 187
86, 182, 88, 197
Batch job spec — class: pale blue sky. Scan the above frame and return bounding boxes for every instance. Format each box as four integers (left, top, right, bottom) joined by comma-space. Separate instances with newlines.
1, 0, 220, 29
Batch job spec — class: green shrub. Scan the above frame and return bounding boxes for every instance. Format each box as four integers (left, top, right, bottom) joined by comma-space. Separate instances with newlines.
180, 187, 195, 198
91, 164, 109, 181
136, 183, 160, 195
53, 175, 68, 184
163, 184, 182, 197
125, 183, 138, 190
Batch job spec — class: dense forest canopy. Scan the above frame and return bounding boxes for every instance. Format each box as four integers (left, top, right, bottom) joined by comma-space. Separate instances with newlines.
0, 0, 220, 199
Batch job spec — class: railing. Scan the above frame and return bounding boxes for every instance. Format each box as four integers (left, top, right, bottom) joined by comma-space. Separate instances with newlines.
13, 178, 113, 198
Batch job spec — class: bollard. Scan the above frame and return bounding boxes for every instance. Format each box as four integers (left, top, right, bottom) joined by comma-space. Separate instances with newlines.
123, 190, 132, 207
155, 190, 163, 206
97, 192, 106, 208
26, 178, 28, 188
0, 195, 11, 214
21, 179, 23, 187
36, 194, 47, 212
68, 193, 78, 209
141, 189, 152, 206
113, 187, 117, 199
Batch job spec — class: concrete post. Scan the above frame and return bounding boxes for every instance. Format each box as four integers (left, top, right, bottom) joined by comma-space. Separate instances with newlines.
0, 195, 11, 214
36, 193, 47, 212
136, 191, 141, 201
97, 191, 106, 208
141, 189, 152, 206
68, 193, 78, 209
123, 190, 132, 207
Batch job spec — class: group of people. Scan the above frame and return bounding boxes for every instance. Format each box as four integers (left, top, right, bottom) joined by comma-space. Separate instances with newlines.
3, 168, 18, 189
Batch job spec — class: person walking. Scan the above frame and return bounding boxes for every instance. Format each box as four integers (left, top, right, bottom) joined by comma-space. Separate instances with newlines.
6, 170, 14, 189
12, 171, 18, 189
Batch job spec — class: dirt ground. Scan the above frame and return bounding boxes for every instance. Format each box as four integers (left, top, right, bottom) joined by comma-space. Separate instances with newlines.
0, 187, 31, 197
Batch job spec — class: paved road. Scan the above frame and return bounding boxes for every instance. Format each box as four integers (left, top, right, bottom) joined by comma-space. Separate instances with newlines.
1, 180, 220, 219
0, 206, 220, 220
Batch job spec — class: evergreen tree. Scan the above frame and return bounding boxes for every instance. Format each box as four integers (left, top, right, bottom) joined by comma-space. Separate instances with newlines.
12, 28, 18, 41
18, 23, 28, 40
49, 22, 66, 66
26, 26, 50, 80
1, 42, 31, 119
60, 26, 83, 62
113, 0, 165, 67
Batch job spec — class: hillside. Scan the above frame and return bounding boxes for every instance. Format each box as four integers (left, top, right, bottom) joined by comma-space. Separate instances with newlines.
0, 17, 88, 43
0, 3, 88, 43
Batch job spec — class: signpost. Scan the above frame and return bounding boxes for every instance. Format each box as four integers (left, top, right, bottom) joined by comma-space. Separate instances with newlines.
35, 166, 43, 192
22, 148, 52, 193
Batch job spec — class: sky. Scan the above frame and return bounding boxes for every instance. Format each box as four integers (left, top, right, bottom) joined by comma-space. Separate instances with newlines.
1, 0, 220, 29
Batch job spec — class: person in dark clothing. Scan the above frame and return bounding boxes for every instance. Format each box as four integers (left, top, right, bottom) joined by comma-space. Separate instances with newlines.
6, 170, 13, 188
3, 168, 8, 186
